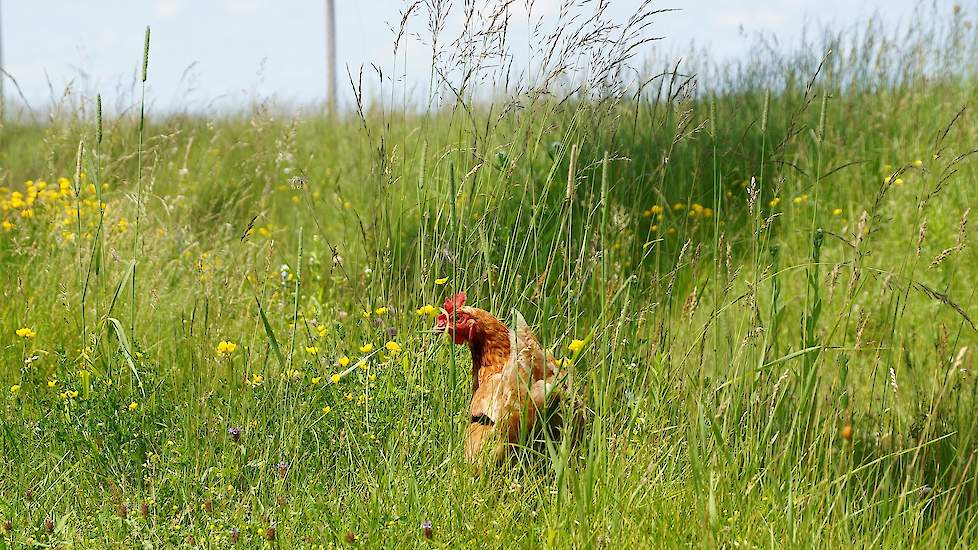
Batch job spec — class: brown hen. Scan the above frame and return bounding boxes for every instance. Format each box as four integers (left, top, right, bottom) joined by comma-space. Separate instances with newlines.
435, 292, 571, 463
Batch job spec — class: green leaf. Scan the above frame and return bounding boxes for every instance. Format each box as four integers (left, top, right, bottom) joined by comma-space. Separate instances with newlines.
107, 316, 144, 396
256, 296, 286, 371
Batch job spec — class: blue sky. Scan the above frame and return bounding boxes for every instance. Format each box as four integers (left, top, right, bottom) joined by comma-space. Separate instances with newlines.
1, 0, 932, 113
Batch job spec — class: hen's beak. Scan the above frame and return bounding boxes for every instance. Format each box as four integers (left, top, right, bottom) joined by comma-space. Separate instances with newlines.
432, 308, 450, 335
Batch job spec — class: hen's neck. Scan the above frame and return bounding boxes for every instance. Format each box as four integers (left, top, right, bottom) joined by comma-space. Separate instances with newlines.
468, 320, 511, 392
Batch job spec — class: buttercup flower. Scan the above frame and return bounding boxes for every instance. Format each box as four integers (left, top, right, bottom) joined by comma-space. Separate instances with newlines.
128, 401, 139, 411
375, 307, 388, 316
216, 340, 237, 358
15, 327, 36, 339
359, 343, 374, 354
385, 341, 402, 354
568, 339, 585, 354
416, 304, 437, 316
338, 356, 350, 367
331, 374, 341, 384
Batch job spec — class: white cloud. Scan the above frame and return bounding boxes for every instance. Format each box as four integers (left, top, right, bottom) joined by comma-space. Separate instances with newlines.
154, 0, 186, 19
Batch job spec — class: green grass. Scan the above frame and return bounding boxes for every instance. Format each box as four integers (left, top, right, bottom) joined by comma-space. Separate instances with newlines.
2, 5, 978, 547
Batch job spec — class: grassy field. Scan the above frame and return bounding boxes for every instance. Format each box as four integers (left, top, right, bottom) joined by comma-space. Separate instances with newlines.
2, 4, 978, 547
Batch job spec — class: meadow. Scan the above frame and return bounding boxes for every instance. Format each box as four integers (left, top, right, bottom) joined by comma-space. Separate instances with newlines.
2, 3, 978, 547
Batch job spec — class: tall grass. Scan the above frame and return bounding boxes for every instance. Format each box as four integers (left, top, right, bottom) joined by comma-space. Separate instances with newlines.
1, 1, 977, 547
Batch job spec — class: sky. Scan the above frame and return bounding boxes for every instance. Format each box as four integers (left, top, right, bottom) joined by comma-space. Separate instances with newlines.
0, 0, 933, 114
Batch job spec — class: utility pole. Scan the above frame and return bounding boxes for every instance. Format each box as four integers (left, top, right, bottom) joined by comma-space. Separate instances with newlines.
0, 0, 5, 122
324, 0, 337, 117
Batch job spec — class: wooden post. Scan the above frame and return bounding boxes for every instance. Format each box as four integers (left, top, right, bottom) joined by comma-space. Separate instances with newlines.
325, 0, 337, 117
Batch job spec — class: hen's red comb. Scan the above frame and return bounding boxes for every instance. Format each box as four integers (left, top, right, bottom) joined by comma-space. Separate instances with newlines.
444, 291, 467, 313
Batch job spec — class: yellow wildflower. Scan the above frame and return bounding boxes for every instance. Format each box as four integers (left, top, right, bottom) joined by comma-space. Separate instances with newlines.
1, 220, 13, 231
317, 325, 328, 338
305, 346, 318, 356
642, 210, 652, 218
47, 379, 57, 388
68, 390, 79, 399
215, 340, 237, 358
832, 208, 844, 216
434, 277, 449, 285
385, 341, 401, 354
650, 205, 663, 215
368, 373, 377, 382
15, 327, 36, 339
338, 356, 351, 368
416, 304, 437, 316
913, 159, 923, 168
672, 202, 685, 211
374, 307, 388, 316
345, 392, 353, 401
568, 339, 585, 354
10, 384, 21, 394
768, 197, 781, 208
128, 401, 139, 411
322, 405, 331, 414
359, 343, 374, 354
331, 374, 341, 384
311, 376, 322, 385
